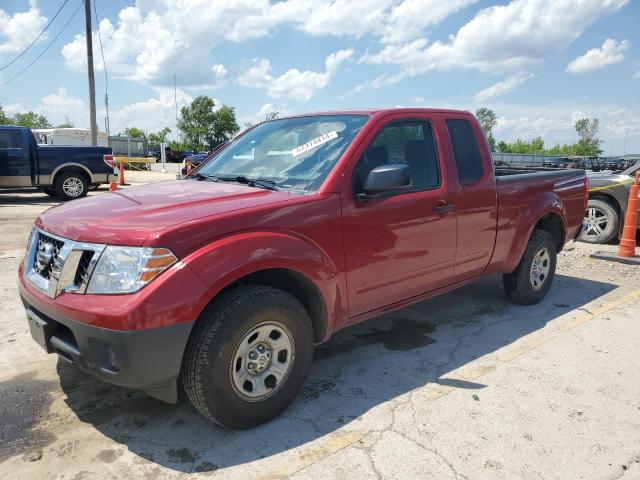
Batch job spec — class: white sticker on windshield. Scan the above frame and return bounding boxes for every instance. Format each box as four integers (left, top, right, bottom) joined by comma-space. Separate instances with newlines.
291, 131, 338, 157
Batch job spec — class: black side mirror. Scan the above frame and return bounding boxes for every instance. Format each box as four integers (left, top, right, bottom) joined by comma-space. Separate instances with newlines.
359, 163, 412, 198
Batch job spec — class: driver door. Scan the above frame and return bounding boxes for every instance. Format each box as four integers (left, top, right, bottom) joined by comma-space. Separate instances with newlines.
341, 118, 457, 317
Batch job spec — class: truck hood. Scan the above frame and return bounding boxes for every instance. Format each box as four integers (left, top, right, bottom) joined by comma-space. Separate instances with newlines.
36, 180, 295, 245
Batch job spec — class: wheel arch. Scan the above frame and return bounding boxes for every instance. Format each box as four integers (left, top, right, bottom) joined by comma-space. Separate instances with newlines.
211, 268, 329, 343
534, 211, 565, 253
589, 192, 623, 219
51, 163, 93, 185
182, 230, 346, 345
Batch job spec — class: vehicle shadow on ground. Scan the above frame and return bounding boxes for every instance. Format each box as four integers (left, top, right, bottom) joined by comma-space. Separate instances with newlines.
57, 273, 615, 473
0, 188, 109, 205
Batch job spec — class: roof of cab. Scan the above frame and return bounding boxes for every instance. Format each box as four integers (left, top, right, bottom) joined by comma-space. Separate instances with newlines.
276, 107, 472, 119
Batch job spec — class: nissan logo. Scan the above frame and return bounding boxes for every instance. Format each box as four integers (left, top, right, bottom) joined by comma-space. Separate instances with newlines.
35, 242, 55, 273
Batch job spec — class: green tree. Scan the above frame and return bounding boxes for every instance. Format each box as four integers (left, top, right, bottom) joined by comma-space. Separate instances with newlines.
178, 96, 239, 151
475, 107, 497, 151
264, 110, 279, 121
0, 104, 10, 125
573, 118, 602, 156
497, 137, 545, 154
123, 127, 146, 139
147, 127, 172, 145
11, 111, 51, 129
56, 122, 74, 128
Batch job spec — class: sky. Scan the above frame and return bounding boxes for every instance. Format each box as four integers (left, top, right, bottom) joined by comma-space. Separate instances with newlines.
0, 0, 639, 154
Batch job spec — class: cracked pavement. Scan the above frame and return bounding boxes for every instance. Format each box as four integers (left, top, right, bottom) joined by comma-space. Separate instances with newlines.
1, 184, 639, 479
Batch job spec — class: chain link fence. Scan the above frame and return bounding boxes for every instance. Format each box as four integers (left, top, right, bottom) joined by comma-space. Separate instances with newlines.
107, 136, 148, 157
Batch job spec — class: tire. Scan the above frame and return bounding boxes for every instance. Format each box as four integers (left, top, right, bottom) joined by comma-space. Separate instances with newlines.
54, 171, 89, 201
39, 187, 58, 197
578, 199, 619, 244
182, 285, 314, 429
503, 229, 557, 305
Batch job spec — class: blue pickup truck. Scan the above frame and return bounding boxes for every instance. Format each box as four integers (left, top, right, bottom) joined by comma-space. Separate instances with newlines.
0, 126, 116, 200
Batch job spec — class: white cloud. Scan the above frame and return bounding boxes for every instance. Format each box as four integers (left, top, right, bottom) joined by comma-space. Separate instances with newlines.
238, 58, 273, 88
473, 72, 533, 103
38, 88, 87, 127
239, 49, 353, 101
240, 103, 294, 127
0, 1, 47, 58
298, 0, 477, 44
566, 38, 630, 73
106, 87, 193, 136
60, 0, 475, 87
358, 0, 628, 89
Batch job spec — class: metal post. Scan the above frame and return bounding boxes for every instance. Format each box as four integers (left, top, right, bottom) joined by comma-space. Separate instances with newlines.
84, 0, 98, 146
160, 142, 167, 173
127, 136, 131, 156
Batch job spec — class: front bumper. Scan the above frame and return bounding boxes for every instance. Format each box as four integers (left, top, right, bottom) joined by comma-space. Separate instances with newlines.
20, 299, 192, 403
18, 247, 208, 403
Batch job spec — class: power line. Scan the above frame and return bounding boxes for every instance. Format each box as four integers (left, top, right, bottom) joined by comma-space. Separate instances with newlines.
0, 0, 71, 72
1, 0, 83, 87
92, 0, 110, 135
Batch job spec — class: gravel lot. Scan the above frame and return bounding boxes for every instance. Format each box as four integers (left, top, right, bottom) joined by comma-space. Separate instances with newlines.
1, 175, 639, 479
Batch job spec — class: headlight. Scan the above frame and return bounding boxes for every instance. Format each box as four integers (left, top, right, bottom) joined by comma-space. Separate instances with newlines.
87, 246, 177, 294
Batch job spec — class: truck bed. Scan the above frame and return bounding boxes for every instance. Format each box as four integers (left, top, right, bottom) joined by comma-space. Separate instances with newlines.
489, 166, 587, 273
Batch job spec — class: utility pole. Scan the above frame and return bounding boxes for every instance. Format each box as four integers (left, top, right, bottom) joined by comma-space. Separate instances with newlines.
174, 73, 179, 143
84, 0, 98, 146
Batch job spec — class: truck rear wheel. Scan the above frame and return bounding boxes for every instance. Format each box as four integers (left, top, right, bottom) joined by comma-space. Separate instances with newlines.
55, 171, 88, 200
182, 285, 314, 428
503, 229, 557, 305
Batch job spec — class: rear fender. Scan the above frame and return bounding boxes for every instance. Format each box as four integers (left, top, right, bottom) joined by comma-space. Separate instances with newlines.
184, 230, 345, 337
501, 191, 567, 273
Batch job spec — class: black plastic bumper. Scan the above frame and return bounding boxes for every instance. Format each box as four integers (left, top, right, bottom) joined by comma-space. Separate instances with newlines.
21, 295, 194, 403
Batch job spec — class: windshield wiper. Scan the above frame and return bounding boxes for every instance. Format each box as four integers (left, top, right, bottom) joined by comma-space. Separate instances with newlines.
216, 175, 281, 191
190, 172, 218, 182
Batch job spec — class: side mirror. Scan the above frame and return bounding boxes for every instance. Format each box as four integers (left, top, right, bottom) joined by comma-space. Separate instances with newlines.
360, 163, 412, 198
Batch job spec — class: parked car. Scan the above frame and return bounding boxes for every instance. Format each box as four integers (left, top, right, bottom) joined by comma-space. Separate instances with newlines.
18, 108, 586, 428
579, 161, 640, 243
150, 146, 182, 163
180, 143, 228, 176
0, 126, 116, 200
542, 157, 572, 168
599, 157, 637, 173
180, 153, 209, 176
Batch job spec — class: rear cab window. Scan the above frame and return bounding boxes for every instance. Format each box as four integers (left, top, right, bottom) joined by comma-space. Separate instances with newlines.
0, 129, 24, 149
446, 119, 484, 186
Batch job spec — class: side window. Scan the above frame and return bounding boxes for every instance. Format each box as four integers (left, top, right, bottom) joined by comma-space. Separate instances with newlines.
0, 130, 23, 149
446, 119, 484, 186
353, 121, 440, 195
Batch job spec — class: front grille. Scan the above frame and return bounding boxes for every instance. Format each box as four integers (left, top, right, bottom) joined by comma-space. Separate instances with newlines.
73, 250, 95, 286
36, 233, 65, 280
25, 228, 106, 298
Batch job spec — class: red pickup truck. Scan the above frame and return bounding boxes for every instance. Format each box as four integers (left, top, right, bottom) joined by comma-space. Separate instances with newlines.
19, 108, 587, 428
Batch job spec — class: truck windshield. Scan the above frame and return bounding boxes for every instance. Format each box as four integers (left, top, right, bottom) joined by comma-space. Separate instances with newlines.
195, 114, 369, 192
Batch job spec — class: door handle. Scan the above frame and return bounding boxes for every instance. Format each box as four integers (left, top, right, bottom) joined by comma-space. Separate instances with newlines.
433, 202, 455, 215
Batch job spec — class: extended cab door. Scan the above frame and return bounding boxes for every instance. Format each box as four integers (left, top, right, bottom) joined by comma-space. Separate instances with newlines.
0, 127, 32, 187
443, 116, 497, 281
341, 115, 457, 317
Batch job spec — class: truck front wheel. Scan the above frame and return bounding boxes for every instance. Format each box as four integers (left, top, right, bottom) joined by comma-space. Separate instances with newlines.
55, 171, 89, 200
503, 229, 557, 305
182, 285, 314, 428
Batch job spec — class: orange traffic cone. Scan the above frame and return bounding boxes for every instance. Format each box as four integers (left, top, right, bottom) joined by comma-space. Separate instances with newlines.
617, 171, 639, 258
119, 158, 125, 186
109, 182, 117, 192
591, 171, 640, 264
